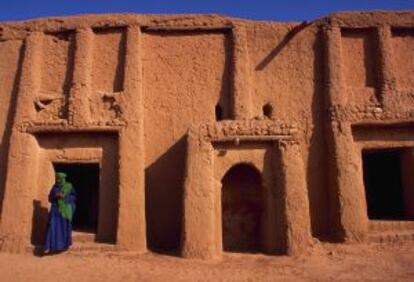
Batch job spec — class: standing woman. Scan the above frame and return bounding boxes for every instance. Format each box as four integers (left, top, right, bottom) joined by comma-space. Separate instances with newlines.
45, 172, 76, 253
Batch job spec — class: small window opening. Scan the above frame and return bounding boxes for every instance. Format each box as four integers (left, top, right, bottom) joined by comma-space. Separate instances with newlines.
263, 103, 273, 118
215, 104, 223, 121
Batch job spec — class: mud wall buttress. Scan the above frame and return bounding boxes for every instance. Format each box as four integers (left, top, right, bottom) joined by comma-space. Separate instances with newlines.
324, 26, 368, 242
0, 32, 42, 252
116, 26, 147, 252
232, 25, 252, 119
276, 140, 312, 255
377, 26, 397, 110
181, 129, 216, 259
0, 39, 24, 221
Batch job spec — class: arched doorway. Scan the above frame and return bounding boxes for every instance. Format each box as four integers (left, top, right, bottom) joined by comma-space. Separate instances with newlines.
221, 163, 263, 253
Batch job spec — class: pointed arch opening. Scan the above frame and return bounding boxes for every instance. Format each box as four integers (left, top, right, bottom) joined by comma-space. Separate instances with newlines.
221, 163, 263, 253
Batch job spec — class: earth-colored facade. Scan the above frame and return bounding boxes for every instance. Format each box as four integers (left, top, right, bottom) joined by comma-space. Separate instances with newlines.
0, 11, 413, 259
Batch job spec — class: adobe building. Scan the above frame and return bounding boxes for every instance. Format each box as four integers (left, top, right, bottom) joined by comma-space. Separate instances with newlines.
0, 11, 413, 259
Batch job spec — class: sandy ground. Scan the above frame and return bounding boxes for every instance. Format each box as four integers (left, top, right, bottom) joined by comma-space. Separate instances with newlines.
0, 241, 413, 282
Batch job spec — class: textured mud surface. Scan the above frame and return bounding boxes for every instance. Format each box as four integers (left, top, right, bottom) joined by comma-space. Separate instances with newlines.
0, 241, 413, 281
0, 11, 414, 264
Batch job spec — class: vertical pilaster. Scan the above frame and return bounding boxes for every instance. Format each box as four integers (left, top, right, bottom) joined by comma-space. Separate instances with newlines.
377, 26, 397, 109
325, 26, 368, 242
0, 32, 42, 253
327, 121, 368, 242
116, 26, 146, 252
16, 31, 42, 124
277, 141, 312, 255
326, 27, 346, 106
69, 28, 93, 126
182, 130, 217, 259
262, 148, 279, 254
232, 25, 252, 119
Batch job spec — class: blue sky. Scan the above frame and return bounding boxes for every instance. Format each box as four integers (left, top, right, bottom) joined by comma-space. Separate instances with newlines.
0, 1, 413, 22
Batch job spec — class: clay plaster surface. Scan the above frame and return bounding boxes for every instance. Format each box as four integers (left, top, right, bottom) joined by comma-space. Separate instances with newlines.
0, 11, 413, 260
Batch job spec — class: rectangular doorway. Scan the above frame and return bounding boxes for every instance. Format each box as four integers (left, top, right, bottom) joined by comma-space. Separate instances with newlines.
53, 163, 100, 233
362, 148, 414, 220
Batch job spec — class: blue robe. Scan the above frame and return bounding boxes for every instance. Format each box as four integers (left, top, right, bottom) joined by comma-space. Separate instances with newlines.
45, 184, 76, 251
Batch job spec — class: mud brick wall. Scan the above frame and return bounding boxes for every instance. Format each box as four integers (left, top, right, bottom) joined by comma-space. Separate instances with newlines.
0, 11, 412, 257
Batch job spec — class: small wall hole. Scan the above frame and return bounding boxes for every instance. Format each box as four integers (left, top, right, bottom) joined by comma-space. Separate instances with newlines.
262, 103, 273, 118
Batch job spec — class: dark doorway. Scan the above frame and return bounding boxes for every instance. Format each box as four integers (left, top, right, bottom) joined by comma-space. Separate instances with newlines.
221, 163, 262, 253
53, 163, 100, 232
362, 149, 406, 220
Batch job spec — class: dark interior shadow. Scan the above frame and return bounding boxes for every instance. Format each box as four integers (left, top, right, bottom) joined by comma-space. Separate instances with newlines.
0, 42, 25, 218
221, 163, 262, 254
363, 149, 406, 220
145, 135, 187, 256
255, 21, 311, 71
53, 163, 100, 234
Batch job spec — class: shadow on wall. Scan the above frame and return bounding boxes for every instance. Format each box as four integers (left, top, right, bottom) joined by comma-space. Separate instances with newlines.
307, 28, 330, 240
255, 21, 312, 71
262, 147, 286, 254
0, 43, 25, 218
341, 28, 378, 89
114, 29, 126, 93
145, 135, 187, 254
60, 31, 75, 119
219, 31, 232, 120
93, 27, 126, 93
254, 20, 330, 241
31, 200, 49, 246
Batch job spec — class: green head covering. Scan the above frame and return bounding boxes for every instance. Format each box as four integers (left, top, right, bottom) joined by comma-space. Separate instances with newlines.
55, 172, 74, 221
56, 172, 66, 178
55, 172, 66, 184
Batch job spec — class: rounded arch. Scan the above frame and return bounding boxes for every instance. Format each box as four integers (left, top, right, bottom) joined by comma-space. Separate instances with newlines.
221, 162, 262, 183
218, 161, 262, 184
221, 162, 263, 253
